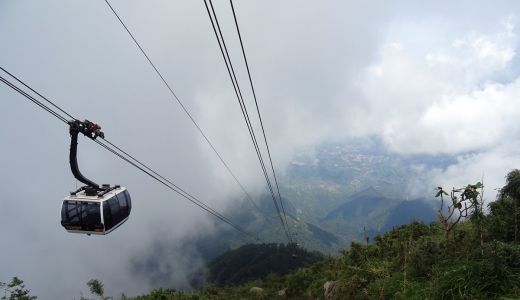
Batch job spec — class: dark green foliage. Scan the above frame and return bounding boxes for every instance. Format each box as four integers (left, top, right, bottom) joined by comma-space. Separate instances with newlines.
132, 288, 200, 300
429, 254, 520, 300
373, 220, 433, 261
92, 170, 520, 299
490, 169, 520, 243
207, 243, 323, 286
86, 279, 112, 300
285, 268, 318, 296
502, 169, 520, 200
488, 196, 519, 242
488, 195, 512, 233
0, 277, 36, 300
87, 279, 104, 298
407, 236, 444, 277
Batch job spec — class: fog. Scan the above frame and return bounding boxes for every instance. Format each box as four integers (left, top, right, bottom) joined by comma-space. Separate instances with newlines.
1, 0, 519, 298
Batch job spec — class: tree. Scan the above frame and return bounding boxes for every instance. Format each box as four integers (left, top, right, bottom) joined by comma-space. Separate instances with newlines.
501, 169, 520, 199
435, 183, 482, 240
486, 169, 520, 243
500, 169, 520, 243
86, 279, 111, 300
0, 277, 37, 300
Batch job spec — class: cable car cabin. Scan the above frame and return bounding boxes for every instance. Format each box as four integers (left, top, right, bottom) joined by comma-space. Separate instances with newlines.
61, 187, 131, 235
61, 119, 132, 235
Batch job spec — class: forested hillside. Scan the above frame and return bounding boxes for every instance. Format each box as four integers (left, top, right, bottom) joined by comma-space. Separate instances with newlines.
66, 170, 520, 299
206, 243, 323, 285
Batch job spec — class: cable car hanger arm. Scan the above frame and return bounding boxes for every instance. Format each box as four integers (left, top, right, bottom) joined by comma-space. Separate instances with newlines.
68, 119, 104, 189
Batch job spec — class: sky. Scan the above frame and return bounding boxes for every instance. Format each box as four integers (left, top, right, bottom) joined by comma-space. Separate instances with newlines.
1, 0, 520, 298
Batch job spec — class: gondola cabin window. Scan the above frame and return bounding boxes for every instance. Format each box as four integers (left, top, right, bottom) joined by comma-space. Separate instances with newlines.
103, 190, 131, 231
61, 201, 102, 231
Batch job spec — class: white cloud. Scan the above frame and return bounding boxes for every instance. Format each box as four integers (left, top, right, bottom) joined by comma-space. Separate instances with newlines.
420, 142, 520, 200
350, 15, 520, 200
358, 17, 519, 155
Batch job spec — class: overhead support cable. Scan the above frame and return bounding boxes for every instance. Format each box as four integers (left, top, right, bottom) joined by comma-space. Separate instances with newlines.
0, 68, 68, 124
229, 0, 292, 240
0, 67, 259, 242
203, 0, 290, 242
203, 0, 291, 242
103, 0, 265, 218
94, 138, 258, 241
0, 66, 76, 122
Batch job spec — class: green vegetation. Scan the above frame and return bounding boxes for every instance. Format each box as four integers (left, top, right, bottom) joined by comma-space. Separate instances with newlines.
206, 243, 323, 285
0, 277, 36, 300
124, 169, 520, 299
87, 279, 111, 300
